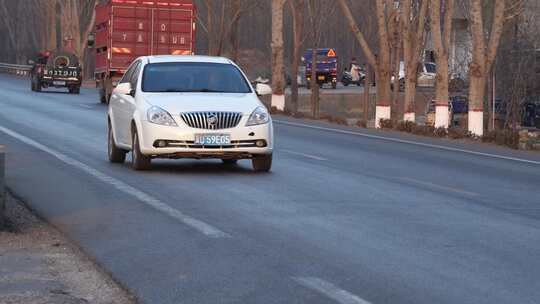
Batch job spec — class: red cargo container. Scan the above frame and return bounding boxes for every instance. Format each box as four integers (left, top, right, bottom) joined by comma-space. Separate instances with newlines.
94, 0, 196, 103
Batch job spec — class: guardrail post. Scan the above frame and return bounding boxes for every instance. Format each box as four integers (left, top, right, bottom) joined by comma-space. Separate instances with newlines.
0, 146, 4, 228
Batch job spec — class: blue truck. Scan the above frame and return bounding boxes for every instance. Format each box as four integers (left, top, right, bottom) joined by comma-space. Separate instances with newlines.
304, 48, 338, 89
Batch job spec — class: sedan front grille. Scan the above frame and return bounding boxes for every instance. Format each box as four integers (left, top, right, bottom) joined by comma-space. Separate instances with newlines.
181, 111, 243, 130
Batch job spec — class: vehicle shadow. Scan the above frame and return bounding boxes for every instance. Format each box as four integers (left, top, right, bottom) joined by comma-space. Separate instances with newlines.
131, 160, 263, 175
37, 90, 71, 95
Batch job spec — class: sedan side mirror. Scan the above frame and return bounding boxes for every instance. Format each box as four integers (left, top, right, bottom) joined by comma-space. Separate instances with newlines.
255, 83, 272, 96
114, 82, 134, 96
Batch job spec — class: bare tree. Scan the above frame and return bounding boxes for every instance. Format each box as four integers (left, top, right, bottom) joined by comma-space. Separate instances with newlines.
338, 0, 395, 127
390, 4, 402, 119
430, 0, 455, 128
198, 0, 259, 57
467, 0, 506, 136
401, 0, 429, 122
288, 0, 307, 114
271, 0, 287, 111
306, 0, 336, 118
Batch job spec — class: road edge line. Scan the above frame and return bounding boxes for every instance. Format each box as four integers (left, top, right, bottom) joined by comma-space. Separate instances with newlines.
293, 276, 372, 304
0, 125, 230, 238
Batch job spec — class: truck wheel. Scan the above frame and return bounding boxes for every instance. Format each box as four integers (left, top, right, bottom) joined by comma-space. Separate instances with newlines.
332, 82, 337, 89
35, 81, 42, 92
99, 79, 108, 103
108, 122, 127, 163
104, 77, 113, 105
99, 85, 107, 103
131, 127, 152, 171
252, 154, 272, 172
69, 86, 80, 95
399, 79, 405, 92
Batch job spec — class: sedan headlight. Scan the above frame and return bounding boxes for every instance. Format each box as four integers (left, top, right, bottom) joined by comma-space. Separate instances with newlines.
147, 106, 177, 126
246, 106, 270, 126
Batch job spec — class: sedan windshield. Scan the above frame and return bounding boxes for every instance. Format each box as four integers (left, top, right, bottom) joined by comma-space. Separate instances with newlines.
142, 62, 252, 93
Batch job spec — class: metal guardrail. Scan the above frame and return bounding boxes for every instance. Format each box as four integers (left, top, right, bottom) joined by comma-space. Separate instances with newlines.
0, 62, 32, 77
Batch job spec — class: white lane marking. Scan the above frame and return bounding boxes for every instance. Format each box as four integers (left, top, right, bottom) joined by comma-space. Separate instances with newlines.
79, 104, 93, 109
0, 125, 229, 238
397, 177, 480, 197
281, 149, 327, 161
275, 120, 540, 166
293, 277, 372, 304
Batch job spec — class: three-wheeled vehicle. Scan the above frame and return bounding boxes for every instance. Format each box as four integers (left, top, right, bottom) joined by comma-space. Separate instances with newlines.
304, 48, 338, 89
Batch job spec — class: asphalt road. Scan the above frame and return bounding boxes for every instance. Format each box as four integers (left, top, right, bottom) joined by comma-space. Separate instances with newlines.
1, 73, 540, 304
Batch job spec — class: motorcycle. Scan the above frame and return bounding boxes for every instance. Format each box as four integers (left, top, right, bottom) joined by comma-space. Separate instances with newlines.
341, 69, 365, 87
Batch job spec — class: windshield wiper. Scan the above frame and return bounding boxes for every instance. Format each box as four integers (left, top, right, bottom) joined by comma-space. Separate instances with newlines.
193, 88, 228, 93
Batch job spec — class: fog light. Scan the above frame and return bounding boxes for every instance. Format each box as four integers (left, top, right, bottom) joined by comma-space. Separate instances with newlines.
256, 140, 266, 147
158, 140, 167, 147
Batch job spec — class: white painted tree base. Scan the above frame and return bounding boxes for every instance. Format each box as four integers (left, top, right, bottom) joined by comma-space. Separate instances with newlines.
271, 94, 285, 111
403, 112, 415, 122
375, 106, 391, 128
468, 111, 484, 136
435, 106, 449, 128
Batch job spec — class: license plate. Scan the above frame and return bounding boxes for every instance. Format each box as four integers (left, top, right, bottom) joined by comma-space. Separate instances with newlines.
53, 81, 66, 86
194, 134, 231, 145
318, 76, 325, 81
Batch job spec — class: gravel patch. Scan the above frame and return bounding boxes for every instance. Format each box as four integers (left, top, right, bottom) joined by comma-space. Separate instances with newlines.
0, 192, 136, 304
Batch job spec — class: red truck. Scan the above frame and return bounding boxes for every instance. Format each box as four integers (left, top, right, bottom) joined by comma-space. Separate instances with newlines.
94, 0, 196, 103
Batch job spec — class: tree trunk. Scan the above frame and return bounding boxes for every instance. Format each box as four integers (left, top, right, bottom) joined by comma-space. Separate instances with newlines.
363, 64, 371, 122
403, 69, 417, 122
401, 0, 429, 123
289, 0, 305, 114
374, 0, 393, 127
434, 57, 450, 127
290, 52, 300, 114
375, 67, 392, 127
229, 0, 241, 62
467, 0, 506, 136
430, 0, 454, 128
271, 0, 286, 111
391, 44, 401, 120
468, 68, 487, 136
310, 48, 319, 118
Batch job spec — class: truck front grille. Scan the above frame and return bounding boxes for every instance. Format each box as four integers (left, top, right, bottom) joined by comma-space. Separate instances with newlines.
181, 112, 243, 130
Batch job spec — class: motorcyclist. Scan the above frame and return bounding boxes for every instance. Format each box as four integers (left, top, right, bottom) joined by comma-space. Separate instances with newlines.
350, 58, 361, 82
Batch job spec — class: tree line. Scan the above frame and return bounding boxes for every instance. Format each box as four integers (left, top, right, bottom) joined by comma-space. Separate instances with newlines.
271, 0, 533, 136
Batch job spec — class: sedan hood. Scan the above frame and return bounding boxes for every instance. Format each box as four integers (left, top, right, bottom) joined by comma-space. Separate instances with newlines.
141, 92, 263, 115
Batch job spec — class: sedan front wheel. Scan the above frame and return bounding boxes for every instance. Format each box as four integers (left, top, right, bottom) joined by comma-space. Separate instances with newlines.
131, 128, 152, 171
108, 123, 127, 163
252, 154, 272, 172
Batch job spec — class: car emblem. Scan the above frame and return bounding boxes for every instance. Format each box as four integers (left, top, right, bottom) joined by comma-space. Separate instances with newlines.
207, 114, 218, 126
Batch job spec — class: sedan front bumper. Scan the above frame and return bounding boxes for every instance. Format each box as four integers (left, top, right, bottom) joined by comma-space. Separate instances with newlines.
137, 117, 273, 159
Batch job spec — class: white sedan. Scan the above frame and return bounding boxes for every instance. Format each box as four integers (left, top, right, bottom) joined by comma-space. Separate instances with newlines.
107, 55, 274, 172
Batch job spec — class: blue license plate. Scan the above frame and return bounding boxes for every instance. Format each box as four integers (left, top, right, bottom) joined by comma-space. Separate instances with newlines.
194, 134, 231, 145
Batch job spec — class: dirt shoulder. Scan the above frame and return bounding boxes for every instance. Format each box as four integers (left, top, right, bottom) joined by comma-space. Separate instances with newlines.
0, 192, 136, 304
